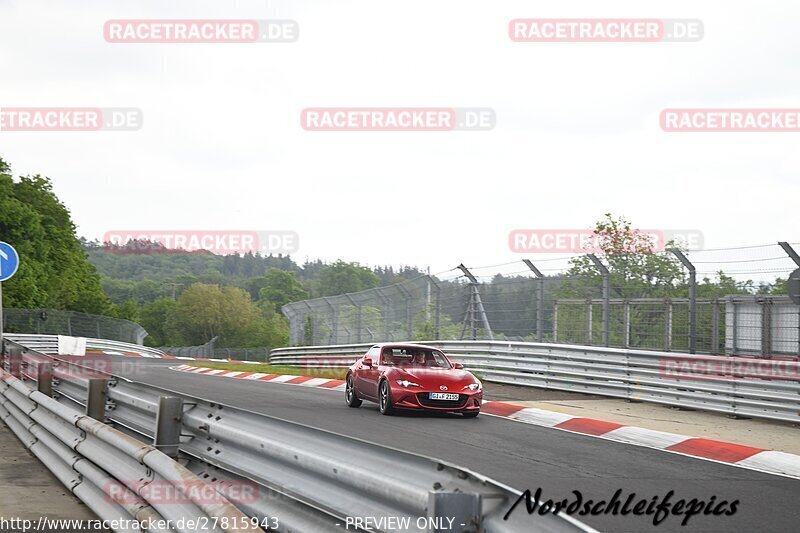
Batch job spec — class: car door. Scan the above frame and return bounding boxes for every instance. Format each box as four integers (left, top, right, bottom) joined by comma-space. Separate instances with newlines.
355, 346, 380, 399
360, 346, 384, 400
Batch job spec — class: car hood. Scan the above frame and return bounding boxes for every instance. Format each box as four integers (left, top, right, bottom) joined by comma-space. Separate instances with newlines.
389, 367, 477, 388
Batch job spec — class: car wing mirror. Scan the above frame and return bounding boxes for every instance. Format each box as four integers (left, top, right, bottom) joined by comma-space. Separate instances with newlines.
453, 362, 464, 369
363, 358, 373, 368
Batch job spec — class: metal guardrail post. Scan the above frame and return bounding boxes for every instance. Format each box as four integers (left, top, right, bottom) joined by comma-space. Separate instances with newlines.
36, 362, 53, 397
522, 260, 545, 342
669, 249, 697, 354
587, 255, 610, 347
8, 346, 22, 377
85, 379, 108, 421
428, 491, 481, 531
154, 396, 184, 459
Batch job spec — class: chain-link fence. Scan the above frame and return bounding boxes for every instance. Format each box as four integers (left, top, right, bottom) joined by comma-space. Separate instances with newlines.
1, 308, 148, 344
282, 242, 800, 357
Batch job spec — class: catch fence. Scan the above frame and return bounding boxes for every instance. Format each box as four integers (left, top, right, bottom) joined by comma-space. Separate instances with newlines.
283, 242, 800, 357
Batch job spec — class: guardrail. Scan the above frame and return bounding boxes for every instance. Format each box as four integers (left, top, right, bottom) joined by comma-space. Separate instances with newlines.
0, 365, 248, 533
269, 341, 800, 424
6, 333, 168, 359
1, 337, 592, 533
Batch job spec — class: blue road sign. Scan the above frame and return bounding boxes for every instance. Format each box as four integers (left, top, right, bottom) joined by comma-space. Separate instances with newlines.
0, 242, 20, 282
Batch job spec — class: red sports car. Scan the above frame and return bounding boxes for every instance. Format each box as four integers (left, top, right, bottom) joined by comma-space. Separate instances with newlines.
345, 343, 482, 417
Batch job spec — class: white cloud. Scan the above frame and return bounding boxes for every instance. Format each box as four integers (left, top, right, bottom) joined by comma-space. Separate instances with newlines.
0, 0, 797, 278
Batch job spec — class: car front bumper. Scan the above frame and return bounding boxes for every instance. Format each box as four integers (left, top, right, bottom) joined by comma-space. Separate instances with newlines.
389, 386, 482, 412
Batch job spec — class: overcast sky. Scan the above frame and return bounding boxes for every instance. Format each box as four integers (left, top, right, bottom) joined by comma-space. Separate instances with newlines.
0, 0, 797, 279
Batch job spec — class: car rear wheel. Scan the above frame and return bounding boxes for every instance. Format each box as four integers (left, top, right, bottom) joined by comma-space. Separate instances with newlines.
378, 380, 394, 415
345, 375, 362, 408
463, 411, 479, 418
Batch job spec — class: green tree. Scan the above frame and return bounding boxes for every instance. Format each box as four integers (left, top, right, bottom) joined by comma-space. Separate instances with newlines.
140, 297, 179, 346
556, 214, 685, 300
0, 158, 109, 313
258, 269, 309, 312
172, 283, 286, 347
318, 260, 379, 296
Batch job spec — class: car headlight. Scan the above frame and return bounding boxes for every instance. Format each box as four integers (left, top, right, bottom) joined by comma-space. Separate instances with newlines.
396, 379, 419, 387
463, 383, 481, 391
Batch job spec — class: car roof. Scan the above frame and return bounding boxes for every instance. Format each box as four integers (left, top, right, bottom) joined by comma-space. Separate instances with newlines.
371, 342, 441, 350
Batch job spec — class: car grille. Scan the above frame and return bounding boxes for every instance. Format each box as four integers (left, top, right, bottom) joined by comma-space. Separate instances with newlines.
416, 393, 468, 408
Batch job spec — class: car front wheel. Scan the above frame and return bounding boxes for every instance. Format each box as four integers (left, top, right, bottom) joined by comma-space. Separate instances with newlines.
463, 410, 479, 418
378, 380, 394, 415
345, 375, 362, 408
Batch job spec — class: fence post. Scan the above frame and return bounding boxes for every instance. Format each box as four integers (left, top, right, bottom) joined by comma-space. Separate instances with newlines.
86, 379, 108, 421
777, 242, 800, 356
374, 288, 392, 342
761, 297, 772, 358
665, 299, 673, 351
522, 260, 545, 342
323, 297, 337, 344
457, 264, 493, 341
36, 362, 53, 397
396, 284, 414, 340
669, 249, 696, 354
426, 276, 441, 339
587, 255, 610, 347
154, 396, 183, 459
586, 299, 593, 345
711, 300, 720, 355
553, 301, 558, 342
730, 297, 738, 355
624, 300, 631, 348
303, 302, 315, 345
344, 294, 362, 343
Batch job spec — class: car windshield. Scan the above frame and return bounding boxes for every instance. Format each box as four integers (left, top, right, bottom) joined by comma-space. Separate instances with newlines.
381, 348, 451, 368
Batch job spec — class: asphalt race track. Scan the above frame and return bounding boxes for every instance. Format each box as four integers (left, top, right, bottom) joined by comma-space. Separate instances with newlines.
110, 357, 800, 533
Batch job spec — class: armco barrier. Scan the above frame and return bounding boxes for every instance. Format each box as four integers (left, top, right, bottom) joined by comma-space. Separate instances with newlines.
269, 341, 800, 424
2, 337, 593, 533
0, 366, 248, 533
6, 333, 168, 358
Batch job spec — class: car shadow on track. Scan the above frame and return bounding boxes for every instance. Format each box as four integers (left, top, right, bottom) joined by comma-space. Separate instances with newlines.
359, 404, 480, 420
